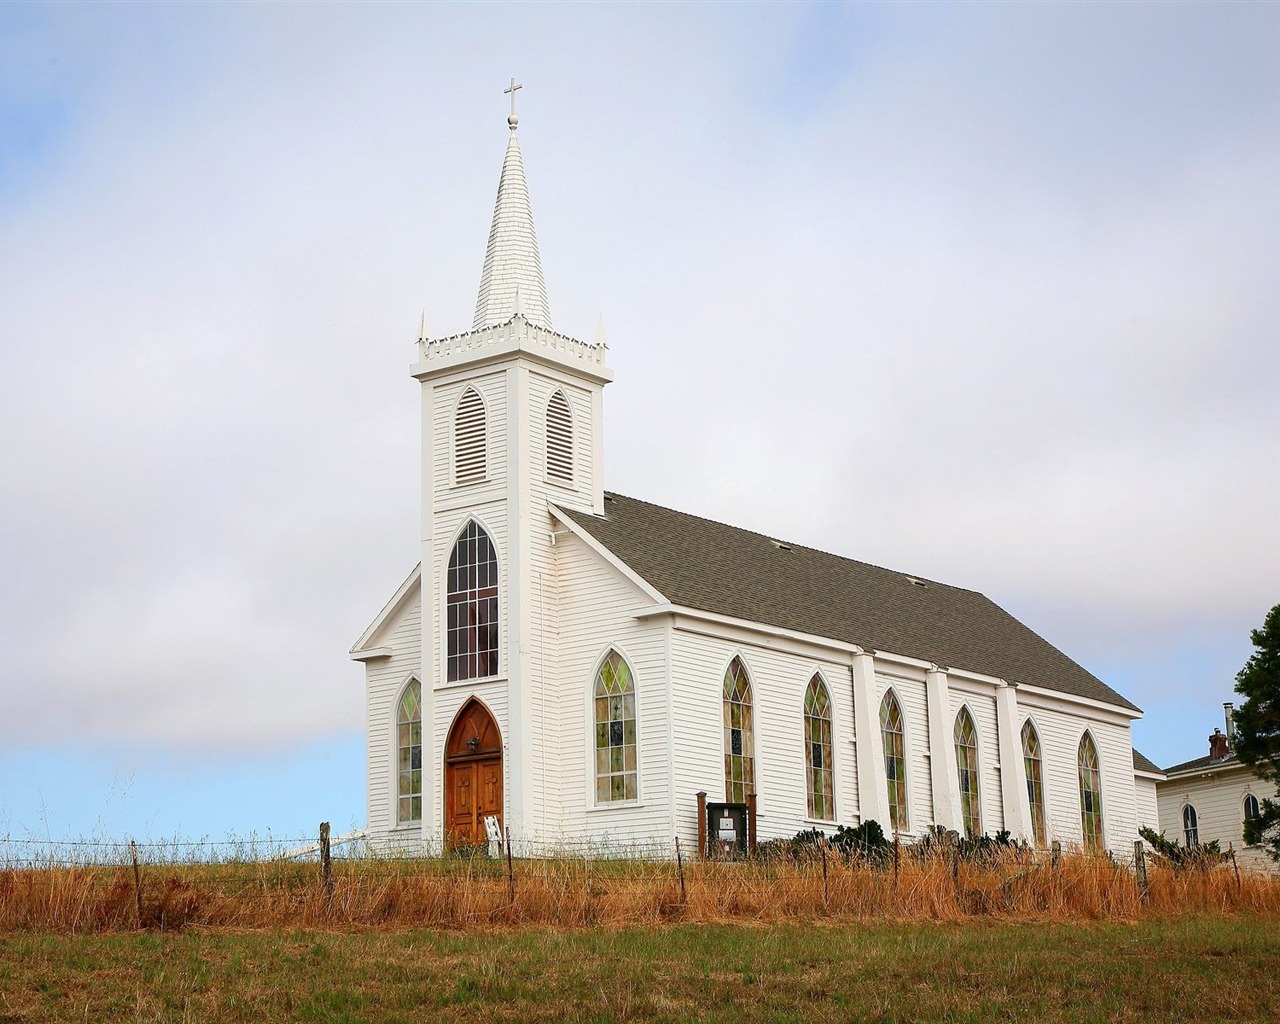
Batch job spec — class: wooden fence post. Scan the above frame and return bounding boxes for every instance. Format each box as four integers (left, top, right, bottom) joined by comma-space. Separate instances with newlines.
1050, 841, 1061, 870
746, 792, 758, 856
1229, 844, 1241, 891
319, 822, 334, 911
696, 792, 707, 859
674, 836, 687, 906
893, 831, 900, 888
505, 827, 515, 905
820, 837, 829, 909
129, 840, 143, 929
1133, 839, 1148, 901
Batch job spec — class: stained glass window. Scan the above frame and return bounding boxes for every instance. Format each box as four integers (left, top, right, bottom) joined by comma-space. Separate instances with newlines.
723, 658, 755, 803
804, 676, 834, 820
594, 651, 637, 803
446, 521, 499, 682
1021, 719, 1046, 846
880, 691, 908, 832
397, 679, 422, 824
954, 707, 981, 839
1182, 804, 1199, 847
1078, 732, 1104, 849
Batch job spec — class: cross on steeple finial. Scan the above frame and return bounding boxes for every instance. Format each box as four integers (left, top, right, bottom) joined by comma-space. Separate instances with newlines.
504, 77, 523, 129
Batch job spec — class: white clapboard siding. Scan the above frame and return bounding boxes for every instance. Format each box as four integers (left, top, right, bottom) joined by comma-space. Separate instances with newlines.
552, 531, 671, 845
1018, 696, 1137, 852
1135, 777, 1160, 833
1158, 764, 1277, 871
363, 586, 422, 839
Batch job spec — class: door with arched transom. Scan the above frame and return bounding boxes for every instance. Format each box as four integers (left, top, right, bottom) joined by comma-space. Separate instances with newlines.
444, 699, 503, 847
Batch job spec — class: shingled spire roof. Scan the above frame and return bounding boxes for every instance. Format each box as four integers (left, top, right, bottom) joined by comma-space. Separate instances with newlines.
473, 84, 552, 331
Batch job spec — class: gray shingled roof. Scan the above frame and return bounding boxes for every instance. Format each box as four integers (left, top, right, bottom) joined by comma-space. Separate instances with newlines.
1164, 752, 1241, 775
1133, 749, 1163, 775
559, 493, 1141, 714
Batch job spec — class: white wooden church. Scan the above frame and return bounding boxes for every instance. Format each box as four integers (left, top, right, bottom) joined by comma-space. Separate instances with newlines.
351, 94, 1157, 855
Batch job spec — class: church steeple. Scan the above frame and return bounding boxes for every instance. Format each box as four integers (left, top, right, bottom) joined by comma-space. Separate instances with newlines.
473, 79, 552, 332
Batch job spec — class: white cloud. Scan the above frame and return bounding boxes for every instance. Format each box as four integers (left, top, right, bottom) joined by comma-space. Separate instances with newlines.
0, 4, 1275, 764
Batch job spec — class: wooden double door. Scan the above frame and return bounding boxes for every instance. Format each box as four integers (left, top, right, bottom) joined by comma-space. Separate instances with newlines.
444, 699, 503, 847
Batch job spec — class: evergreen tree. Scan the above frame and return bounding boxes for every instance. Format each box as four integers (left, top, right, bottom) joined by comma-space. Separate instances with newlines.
1233, 604, 1280, 860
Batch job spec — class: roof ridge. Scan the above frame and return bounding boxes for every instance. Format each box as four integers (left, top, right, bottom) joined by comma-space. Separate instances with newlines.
601, 491, 979, 597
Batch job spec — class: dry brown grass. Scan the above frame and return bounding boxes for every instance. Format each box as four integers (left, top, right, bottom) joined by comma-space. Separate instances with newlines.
2, 846, 1277, 932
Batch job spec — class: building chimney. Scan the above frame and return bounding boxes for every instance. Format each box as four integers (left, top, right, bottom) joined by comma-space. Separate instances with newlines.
1208, 727, 1230, 761
1224, 702, 1235, 746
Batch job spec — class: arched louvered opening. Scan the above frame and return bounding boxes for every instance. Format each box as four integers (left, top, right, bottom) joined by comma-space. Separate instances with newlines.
546, 390, 574, 485
1021, 719, 1046, 846
396, 679, 422, 824
880, 690, 907, 832
1182, 804, 1199, 848
1078, 732, 1104, 849
723, 658, 755, 803
804, 675, 834, 821
593, 650, 637, 803
446, 521, 499, 681
454, 388, 487, 484
954, 707, 981, 839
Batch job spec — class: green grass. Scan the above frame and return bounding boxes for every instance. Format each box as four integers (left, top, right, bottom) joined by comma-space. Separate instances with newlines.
0, 916, 1276, 1022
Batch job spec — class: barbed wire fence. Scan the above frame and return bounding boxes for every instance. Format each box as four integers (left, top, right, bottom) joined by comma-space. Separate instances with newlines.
0, 825, 1269, 932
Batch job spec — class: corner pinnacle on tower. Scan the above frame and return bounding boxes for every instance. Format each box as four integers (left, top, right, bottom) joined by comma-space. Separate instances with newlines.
472, 78, 552, 332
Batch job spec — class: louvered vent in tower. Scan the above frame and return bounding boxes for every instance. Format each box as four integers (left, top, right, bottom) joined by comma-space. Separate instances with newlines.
546, 390, 574, 485
454, 388, 487, 485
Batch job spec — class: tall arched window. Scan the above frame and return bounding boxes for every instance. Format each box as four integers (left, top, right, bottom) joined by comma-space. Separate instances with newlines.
1078, 732, 1104, 849
397, 679, 422, 824
446, 521, 499, 681
954, 707, 981, 838
804, 675, 834, 820
594, 651, 637, 803
1021, 720, 1046, 846
1244, 793, 1261, 824
723, 658, 755, 803
880, 691, 908, 832
1182, 804, 1199, 847
545, 390, 574, 485
454, 387, 487, 484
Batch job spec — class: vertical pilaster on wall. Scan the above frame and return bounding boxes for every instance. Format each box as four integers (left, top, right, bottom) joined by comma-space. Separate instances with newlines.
417, 381, 437, 848
507, 362, 534, 839
851, 654, 890, 829
995, 682, 1032, 840
927, 666, 963, 833
590, 386, 605, 514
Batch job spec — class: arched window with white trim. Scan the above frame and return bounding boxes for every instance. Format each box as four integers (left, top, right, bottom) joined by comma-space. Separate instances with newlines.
1244, 793, 1261, 825
545, 390, 574, 485
594, 650, 637, 803
1021, 719, 1046, 846
804, 675, 834, 821
880, 690, 908, 832
954, 707, 981, 839
454, 387, 487, 484
397, 679, 422, 824
1182, 804, 1199, 847
723, 658, 755, 803
446, 521, 499, 681
1078, 732, 1104, 849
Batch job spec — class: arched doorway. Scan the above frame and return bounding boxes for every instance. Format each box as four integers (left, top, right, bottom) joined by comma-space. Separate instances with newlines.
444, 698, 503, 847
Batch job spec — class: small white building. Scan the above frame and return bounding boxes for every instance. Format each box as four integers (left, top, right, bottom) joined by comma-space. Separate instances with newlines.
351, 99, 1158, 857
1156, 704, 1276, 871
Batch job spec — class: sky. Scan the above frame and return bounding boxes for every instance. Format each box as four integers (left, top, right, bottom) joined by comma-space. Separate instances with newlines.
1, 2, 1277, 846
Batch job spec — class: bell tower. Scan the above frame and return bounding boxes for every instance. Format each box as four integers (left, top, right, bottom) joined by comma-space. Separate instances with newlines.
409, 85, 612, 846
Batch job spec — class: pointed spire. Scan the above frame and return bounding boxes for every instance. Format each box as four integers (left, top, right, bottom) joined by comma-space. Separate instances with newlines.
595, 314, 608, 347
472, 79, 552, 331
